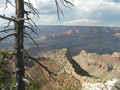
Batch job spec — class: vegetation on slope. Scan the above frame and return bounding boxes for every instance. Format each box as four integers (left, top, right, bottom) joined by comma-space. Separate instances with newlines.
0, 50, 12, 89
0, 50, 39, 90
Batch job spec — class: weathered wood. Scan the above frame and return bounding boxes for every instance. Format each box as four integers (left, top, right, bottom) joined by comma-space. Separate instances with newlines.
14, 0, 25, 90
0, 33, 16, 41
0, 15, 17, 22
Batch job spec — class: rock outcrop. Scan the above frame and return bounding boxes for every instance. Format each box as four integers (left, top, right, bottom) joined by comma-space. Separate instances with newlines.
111, 79, 120, 90
82, 78, 118, 90
27, 48, 86, 90
73, 50, 120, 79
112, 52, 120, 58
5, 48, 120, 90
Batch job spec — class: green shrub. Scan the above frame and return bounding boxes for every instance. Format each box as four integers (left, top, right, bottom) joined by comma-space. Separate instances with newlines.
0, 50, 39, 90
0, 50, 13, 89
25, 80, 39, 90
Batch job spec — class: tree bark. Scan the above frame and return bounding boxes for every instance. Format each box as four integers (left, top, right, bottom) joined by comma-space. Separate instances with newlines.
14, 0, 25, 90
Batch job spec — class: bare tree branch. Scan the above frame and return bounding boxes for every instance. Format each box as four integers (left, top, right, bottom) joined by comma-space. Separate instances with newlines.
60, 0, 72, 9
13, 68, 19, 74
4, 20, 12, 28
25, 21, 33, 28
24, 10, 31, 14
64, 0, 74, 6
24, 50, 58, 82
0, 28, 14, 33
24, 1, 40, 18
6, 52, 15, 61
28, 18, 38, 29
24, 25, 38, 35
24, 32, 41, 57
22, 78, 31, 86
4, 0, 15, 10
24, 55, 57, 78
24, 21, 36, 35
55, 0, 74, 19
0, 15, 17, 22
1, 54, 7, 61
25, 71, 33, 80
18, 18, 29, 21
0, 33, 16, 41
55, 0, 64, 20
10, 83, 18, 90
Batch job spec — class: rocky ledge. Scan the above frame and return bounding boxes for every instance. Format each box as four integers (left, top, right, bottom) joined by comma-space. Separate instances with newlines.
27, 48, 85, 90
26, 48, 120, 90
73, 50, 120, 79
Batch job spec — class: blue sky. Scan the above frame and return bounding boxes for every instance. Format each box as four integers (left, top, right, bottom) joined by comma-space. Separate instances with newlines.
0, 0, 120, 26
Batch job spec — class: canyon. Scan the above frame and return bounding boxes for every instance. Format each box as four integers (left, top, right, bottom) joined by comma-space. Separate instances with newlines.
25, 48, 120, 90
1, 25, 120, 55
1, 25, 120, 89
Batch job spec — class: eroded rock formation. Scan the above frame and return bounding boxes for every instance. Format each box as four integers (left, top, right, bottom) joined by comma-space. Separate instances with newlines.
73, 50, 120, 79
27, 48, 86, 90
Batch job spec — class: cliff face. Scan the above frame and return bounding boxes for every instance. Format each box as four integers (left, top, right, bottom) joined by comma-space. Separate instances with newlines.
27, 48, 120, 90
73, 50, 120, 79
32, 27, 120, 56
27, 48, 87, 90
2, 26, 120, 56
6, 48, 120, 90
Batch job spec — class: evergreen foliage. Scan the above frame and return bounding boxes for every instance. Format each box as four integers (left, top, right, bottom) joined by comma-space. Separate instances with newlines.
0, 50, 10, 89
25, 80, 39, 90
0, 50, 39, 90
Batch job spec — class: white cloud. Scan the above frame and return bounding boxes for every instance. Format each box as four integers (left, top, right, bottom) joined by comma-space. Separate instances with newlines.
0, 0, 120, 26
72, 0, 120, 22
63, 19, 99, 25
0, 0, 15, 15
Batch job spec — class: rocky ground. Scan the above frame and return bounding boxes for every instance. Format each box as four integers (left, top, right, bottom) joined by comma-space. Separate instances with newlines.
27, 48, 83, 90
82, 77, 118, 90
73, 50, 120, 79
25, 48, 120, 90
6, 48, 120, 90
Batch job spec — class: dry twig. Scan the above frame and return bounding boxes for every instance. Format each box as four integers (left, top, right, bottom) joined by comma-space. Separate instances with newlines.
0, 33, 16, 41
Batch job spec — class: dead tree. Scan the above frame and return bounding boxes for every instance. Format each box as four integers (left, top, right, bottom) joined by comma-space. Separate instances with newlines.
0, 0, 73, 90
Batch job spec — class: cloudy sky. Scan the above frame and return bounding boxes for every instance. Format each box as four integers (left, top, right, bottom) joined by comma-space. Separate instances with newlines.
0, 0, 120, 26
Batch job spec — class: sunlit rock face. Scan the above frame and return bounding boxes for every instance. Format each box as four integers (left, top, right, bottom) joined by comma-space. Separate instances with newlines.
73, 50, 120, 79
27, 48, 84, 90
82, 78, 118, 90
7, 48, 120, 90
111, 79, 120, 90
112, 52, 120, 58
27, 48, 120, 90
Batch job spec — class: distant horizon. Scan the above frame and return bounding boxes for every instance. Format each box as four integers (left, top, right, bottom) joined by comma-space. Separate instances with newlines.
0, 25, 120, 28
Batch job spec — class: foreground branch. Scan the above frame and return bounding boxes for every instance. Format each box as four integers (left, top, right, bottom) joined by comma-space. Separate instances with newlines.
6, 52, 15, 61
0, 28, 14, 33
55, 0, 74, 19
0, 15, 17, 22
0, 33, 16, 41
63, 0, 74, 6
24, 33, 40, 56
4, 0, 15, 10
24, 1, 40, 18
24, 55, 57, 80
10, 83, 18, 90
55, 0, 64, 20
24, 25, 38, 35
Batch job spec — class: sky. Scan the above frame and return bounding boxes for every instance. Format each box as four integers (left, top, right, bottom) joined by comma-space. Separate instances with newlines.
0, 0, 120, 26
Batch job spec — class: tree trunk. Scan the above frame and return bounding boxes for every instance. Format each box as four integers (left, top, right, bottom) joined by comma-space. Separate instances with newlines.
14, 0, 25, 90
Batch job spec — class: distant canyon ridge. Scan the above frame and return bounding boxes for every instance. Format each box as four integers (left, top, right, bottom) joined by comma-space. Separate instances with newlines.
1, 25, 120, 56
